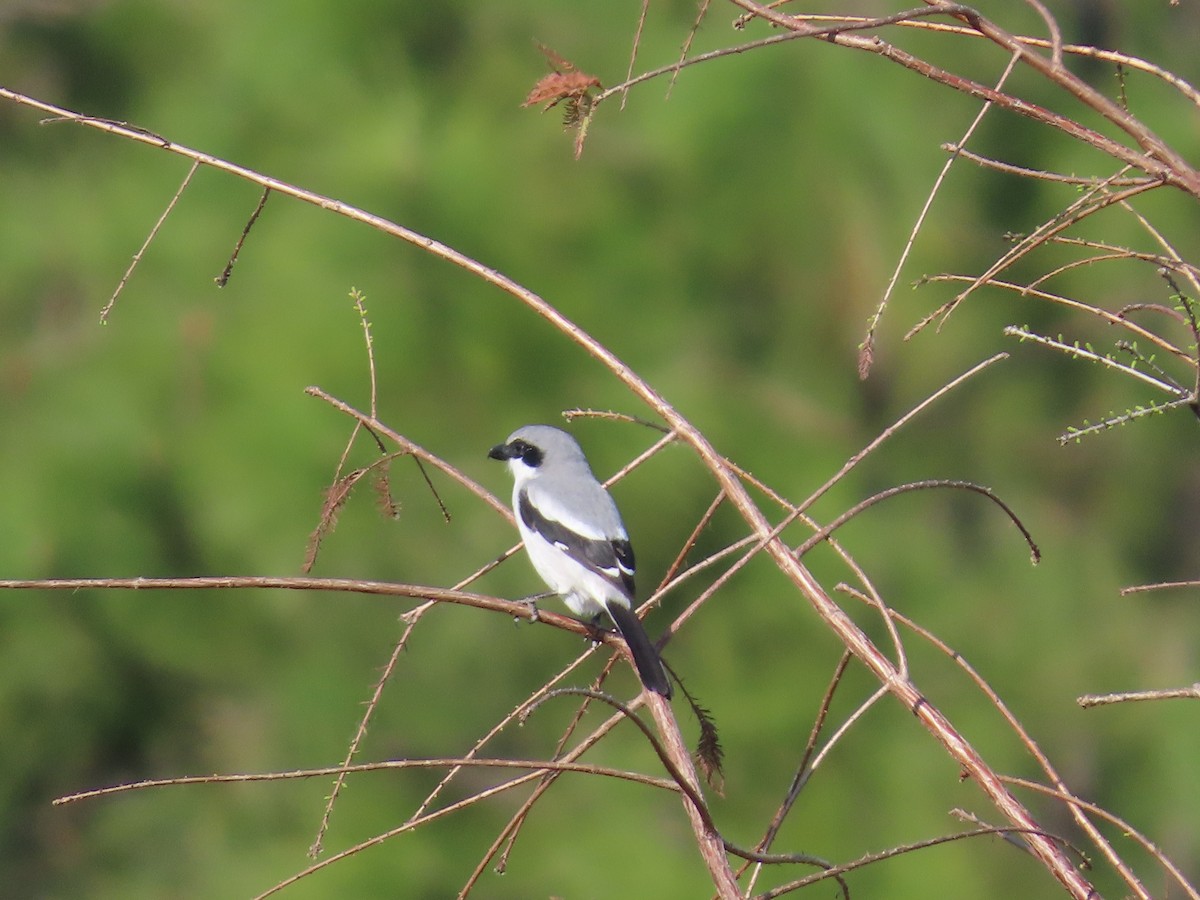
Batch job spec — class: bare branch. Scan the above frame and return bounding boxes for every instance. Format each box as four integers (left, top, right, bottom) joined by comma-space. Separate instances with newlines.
214, 186, 270, 288
56, 756, 680, 806
100, 159, 199, 322
1079, 684, 1200, 708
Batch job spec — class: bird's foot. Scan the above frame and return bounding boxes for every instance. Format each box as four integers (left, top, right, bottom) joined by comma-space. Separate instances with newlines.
582, 615, 611, 646
514, 592, 550, 624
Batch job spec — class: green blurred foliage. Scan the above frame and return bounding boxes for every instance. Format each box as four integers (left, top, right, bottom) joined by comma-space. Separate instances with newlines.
1, 1, 1198, 897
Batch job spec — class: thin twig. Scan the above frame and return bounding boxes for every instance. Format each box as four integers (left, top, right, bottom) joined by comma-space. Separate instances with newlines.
946, 146, 1154, 186
215, 186, 270, 287
56, 755, 679, 806
1002, 776, 1198, 900
924, 274, 1193, 365
753, 825, 1077, 899
870, 598, 1153, 898
308, 606, 426, 859
795, 479, 1041, 564
725, 2, 1200, 197
910, 178, 1162, 336
100, 158, 199, 322
1022, 0, 1062, 70
622, 0, 651, 111
1004, 326, 1187, 397
740, 651, 853, 891
1078, 684, 1200, 708
1121, 579, 1200, 595
257, 767, 603, 899
862, 52, 1018, 379
668, 0, 713, 99
304, 386, 510, 519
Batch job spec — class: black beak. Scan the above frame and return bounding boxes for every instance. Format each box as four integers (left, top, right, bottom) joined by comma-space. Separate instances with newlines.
488, 442, 514, 461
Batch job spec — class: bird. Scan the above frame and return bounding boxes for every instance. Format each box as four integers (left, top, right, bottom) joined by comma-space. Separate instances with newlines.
488, 425, 673, 698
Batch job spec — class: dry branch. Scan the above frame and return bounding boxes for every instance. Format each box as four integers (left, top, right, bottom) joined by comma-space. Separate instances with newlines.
5, 1, 1199, 891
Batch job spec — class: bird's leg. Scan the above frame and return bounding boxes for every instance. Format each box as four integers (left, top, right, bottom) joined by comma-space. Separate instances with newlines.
514, 591, 552, 624
581, 613, 611, 646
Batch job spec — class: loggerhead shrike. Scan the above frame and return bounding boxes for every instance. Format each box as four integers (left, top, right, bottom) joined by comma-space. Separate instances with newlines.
488, 425, 672, 698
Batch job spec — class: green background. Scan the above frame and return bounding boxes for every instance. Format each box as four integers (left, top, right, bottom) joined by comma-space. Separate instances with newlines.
1, 1, 1198, 897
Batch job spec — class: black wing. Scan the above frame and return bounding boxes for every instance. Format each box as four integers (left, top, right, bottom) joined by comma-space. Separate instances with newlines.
519, 489, 636, 599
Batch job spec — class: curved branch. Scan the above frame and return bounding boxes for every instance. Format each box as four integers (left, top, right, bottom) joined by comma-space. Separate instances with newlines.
55, 756, 680, 806
794, 479, 1041, 564
722, 2, 1200, 198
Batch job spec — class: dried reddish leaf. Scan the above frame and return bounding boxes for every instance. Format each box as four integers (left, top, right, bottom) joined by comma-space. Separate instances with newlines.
303, 469, 367, 573
523, 71, 602, 110
536, 42, 578, 73
373, 467, 401, 520
523, 43, 601, 112
522, 44, 601, 158
693, 701, 726, 797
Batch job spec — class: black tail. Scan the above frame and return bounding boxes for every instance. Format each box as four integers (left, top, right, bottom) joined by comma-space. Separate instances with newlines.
605, 601, 672, 699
